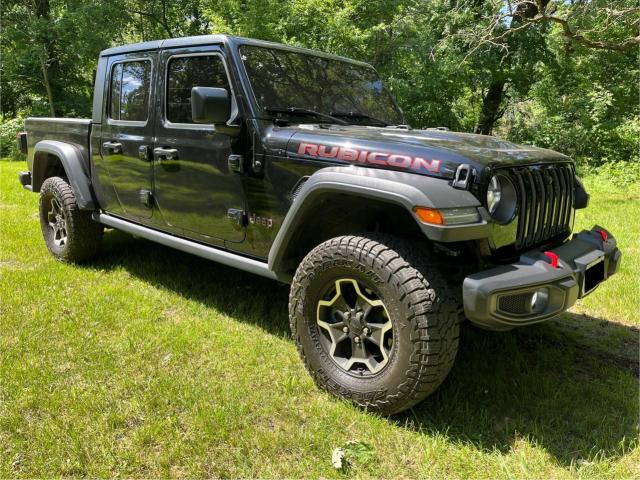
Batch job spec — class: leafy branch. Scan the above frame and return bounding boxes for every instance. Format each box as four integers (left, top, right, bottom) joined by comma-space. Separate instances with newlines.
470, 0, 639, 54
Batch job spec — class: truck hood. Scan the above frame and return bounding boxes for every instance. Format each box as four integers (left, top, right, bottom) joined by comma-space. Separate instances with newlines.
267, 124, 571, 180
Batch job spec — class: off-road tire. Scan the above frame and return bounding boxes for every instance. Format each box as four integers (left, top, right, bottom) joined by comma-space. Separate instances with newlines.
289, 234, 460, 415
39, 176, 103, 262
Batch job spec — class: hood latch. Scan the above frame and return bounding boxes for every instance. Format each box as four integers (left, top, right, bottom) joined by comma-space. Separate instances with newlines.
452, 163, 474, 190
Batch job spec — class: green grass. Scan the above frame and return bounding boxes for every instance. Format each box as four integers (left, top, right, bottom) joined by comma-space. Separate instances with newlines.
0, 159, 638, 478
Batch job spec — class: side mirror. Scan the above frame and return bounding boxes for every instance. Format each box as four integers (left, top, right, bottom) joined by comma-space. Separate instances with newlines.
191, 86, 230, 124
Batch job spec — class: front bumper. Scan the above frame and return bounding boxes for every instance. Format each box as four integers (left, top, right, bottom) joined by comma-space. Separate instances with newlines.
463, 226, 621, 331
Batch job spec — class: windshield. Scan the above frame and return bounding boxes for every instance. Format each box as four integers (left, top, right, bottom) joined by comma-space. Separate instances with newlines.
239, 45, 404, 125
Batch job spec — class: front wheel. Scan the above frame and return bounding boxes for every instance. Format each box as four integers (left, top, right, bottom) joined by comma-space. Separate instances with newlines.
39, 176, 103, 262
289, 234, 460, 415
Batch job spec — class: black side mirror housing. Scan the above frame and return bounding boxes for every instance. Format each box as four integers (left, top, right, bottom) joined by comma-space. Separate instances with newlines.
191, 87, 230, 124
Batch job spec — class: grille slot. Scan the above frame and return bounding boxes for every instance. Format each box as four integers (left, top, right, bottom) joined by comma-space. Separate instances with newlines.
510, 164, 574, 249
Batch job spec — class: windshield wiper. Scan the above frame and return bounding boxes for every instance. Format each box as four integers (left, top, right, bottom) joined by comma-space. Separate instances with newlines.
330, 111, 391, 127
264, 106, 349, 125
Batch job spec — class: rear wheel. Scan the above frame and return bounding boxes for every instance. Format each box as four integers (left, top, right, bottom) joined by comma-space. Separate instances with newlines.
39, 176, 103, 262
289, 234, 460, 415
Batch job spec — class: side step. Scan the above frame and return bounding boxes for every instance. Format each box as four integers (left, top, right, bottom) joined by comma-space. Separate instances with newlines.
93, 213, 277, 280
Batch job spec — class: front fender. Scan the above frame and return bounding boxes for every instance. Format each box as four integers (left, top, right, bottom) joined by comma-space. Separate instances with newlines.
267, 165, 489, 275
31, 140, 96, 210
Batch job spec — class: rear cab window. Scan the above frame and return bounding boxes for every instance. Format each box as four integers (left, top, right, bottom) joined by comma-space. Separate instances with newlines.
109, 60, 152, 123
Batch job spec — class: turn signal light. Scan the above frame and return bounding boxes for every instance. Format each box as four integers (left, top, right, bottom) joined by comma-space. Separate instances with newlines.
414, 207, 444, 225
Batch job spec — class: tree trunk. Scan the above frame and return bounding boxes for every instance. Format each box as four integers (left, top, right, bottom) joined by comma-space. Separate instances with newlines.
33, 0, 55, 116
39, 51, 55, 117
475, 81, 505, 135
472, 0, 548, 135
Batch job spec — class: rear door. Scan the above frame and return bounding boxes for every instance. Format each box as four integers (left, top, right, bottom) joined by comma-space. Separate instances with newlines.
152, 46, 245, 243
100, 53, 156, 220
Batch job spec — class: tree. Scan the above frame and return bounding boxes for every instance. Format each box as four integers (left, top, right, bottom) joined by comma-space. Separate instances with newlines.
2, 0, 57, 116
1, 0, 130, 117
0, 0, 637, 165
478, 0, 640, 52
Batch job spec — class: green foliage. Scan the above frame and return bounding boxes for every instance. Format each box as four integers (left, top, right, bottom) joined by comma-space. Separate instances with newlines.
1, 0, 130, 118
331, 440, 375, 473
500, 29, 639, 166
581, 160, 640, 188
0, 115, 25, 159
0, 0, 637, 166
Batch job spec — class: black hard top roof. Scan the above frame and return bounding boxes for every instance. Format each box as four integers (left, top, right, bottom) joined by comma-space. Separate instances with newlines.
99, 35, 370, 67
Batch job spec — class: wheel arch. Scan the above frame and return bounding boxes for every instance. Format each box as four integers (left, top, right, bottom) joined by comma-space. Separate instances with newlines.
32, 140, 96, 210
268, 166, 483, 280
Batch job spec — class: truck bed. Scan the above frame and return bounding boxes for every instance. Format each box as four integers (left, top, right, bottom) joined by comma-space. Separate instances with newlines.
25, 117, 92, 172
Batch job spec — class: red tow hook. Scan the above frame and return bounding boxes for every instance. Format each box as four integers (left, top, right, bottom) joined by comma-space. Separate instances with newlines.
595, 229, 608, 242
543, 251, 559, 268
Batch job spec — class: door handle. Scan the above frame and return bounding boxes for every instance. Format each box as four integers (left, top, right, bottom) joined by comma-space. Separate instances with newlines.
153, 147, 179, 161
102, 141, 122, 154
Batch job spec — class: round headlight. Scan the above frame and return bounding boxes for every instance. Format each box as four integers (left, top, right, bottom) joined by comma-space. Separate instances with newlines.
486, 174, 517, 223
487, 176, 501, 215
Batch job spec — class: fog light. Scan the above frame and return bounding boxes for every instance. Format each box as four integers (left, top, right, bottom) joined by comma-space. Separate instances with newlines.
530, 288, 549, 314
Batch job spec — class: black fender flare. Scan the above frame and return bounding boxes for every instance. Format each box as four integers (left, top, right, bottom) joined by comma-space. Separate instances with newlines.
31, 140, 96, 210
267, 165, 489, 278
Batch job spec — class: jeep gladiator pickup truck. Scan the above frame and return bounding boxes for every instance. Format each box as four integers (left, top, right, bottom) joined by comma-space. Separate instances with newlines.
18, 35, 621, 414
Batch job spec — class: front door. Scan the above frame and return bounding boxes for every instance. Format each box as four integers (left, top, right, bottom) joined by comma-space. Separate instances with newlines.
153, 47, 245, 243
100, 53, 156, 219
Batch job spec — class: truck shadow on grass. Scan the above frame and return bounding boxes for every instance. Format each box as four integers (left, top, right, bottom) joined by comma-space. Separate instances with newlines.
397, 318, 638, 467
89, 231, 639, 467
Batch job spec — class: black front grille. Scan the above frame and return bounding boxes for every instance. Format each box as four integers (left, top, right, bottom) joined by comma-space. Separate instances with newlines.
510, 164, 574, 250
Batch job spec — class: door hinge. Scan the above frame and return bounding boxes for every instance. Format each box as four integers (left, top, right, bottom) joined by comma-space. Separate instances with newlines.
138, 145, 150, 161
228, 154, 244, 173
139, 189, 154, 208
227, 208, 247, 227
253, 154, 265, 173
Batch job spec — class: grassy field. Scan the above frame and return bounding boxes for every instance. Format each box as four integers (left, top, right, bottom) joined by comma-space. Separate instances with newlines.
0, 159, 638, 478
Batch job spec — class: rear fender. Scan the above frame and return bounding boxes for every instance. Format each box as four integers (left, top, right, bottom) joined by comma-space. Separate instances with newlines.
31, 140, 96, 210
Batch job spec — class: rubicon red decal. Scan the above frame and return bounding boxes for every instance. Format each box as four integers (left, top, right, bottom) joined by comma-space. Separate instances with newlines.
296, 142, 441, 173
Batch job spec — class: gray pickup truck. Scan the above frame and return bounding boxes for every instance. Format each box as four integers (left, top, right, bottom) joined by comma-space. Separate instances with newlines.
17, 35, 621, 414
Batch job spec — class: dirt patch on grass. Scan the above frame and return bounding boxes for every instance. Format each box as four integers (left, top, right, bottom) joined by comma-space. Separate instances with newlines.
0, 259, 35, 271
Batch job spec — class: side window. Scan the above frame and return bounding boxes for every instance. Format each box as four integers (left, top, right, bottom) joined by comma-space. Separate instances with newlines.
109, 60, 151, 122
167, 55, 230, 124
